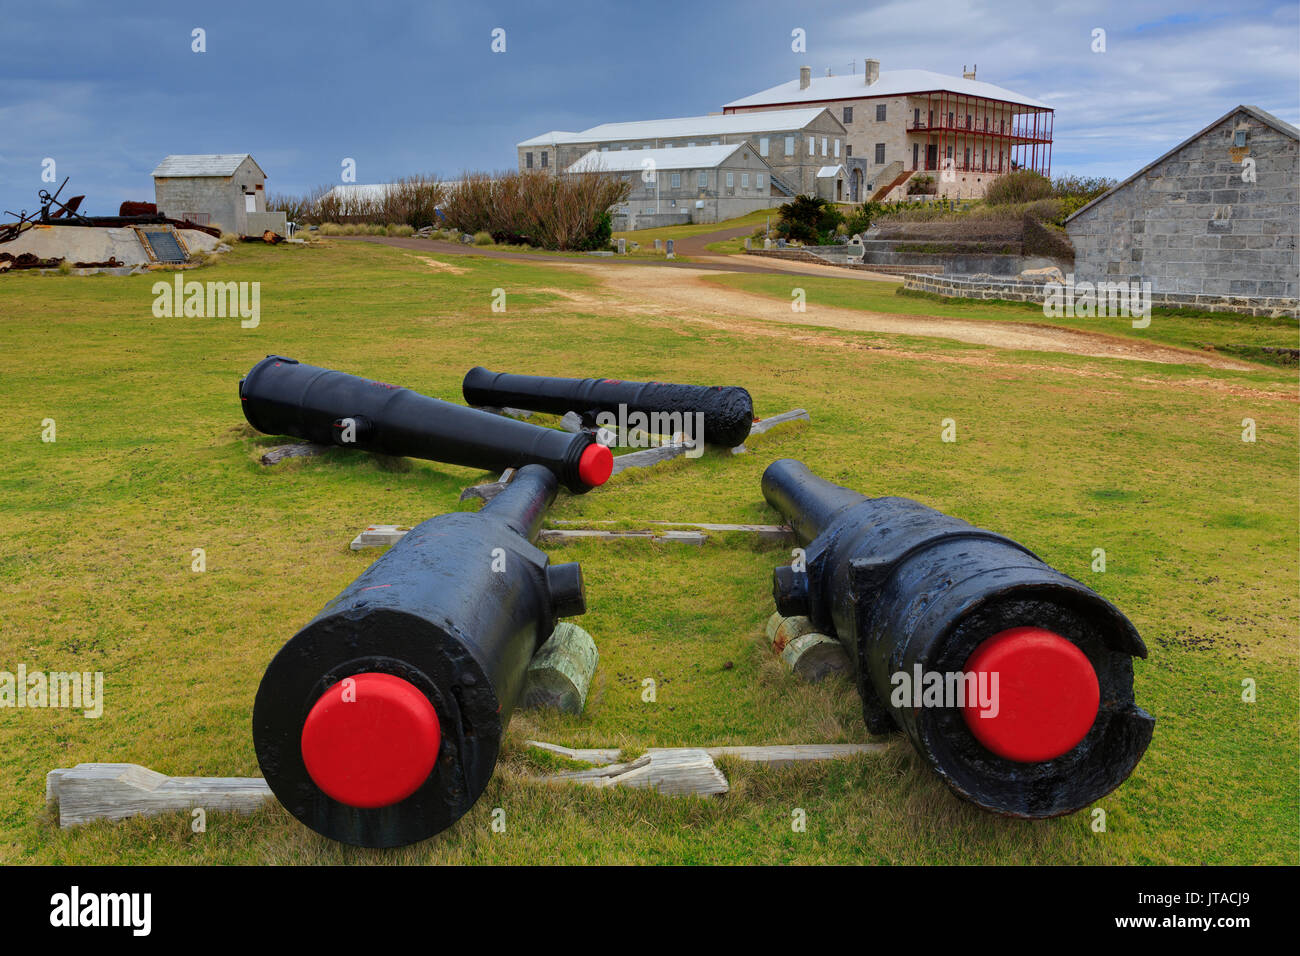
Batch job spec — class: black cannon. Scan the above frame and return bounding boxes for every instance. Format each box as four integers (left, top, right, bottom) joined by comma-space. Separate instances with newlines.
241, 356, 613, 492
252, 464, 587, 847
762, 459, 1154, 818
462, 366, 755, 448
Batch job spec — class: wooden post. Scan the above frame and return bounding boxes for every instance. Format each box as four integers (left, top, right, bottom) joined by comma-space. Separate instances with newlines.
47, 764, 271, 828
765, 612, 851, 682
522, 622, 599, 714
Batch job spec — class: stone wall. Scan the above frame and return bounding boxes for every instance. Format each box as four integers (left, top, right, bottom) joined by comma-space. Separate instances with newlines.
903, 273, 1299, 317
1066, 109, 1299, 298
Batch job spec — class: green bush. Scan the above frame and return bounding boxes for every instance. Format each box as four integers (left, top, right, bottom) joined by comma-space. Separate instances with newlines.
774, 195, 842, 244
985, 170, 1054, 205
472, 231, 493, 245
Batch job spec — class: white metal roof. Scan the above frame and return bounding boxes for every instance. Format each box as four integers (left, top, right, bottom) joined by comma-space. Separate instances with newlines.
151, 154, 262, 177
567, 144, 754, 174
724, 68, 1050, 111
519, 108, 834, 148
816, 165, 845, 177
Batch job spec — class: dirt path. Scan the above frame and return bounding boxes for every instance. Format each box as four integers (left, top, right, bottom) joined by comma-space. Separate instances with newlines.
344, 235, 1266, 373
532, 260, 1257, 371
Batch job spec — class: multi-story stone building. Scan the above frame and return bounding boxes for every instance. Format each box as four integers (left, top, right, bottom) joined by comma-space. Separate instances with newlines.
1065, 105, 1299, 300
569, 144, 782, 229
722, 60, 1053, 201
517, 108, 848, 200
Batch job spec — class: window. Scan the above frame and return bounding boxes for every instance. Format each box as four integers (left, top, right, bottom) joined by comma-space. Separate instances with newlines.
759, 136, 769, 156
671, 172, 681, 188
876, 104, 886, 121
525, 152, 533, 169
845, 145, 852, 157
711, 139, 720, 145
834, 139, 840, 157
984, 116, 989, 130
541, 151, 548, 168
785, 135, 794, 156
664, 143, 673, 148
821, 137, 828, 156
843, 106, 854, 123
1233, 129, 1248, 147
874, 143, 885, 164
947, 111, 954, 126
946, 145, 953, 159
698, 171, 707, 188
964, 147, 970, 168
726, 172, 734, 188
741, 173, 749, 187
601, 146, 609, 152
808, 137, 814, 156
757, 173, 766, 190
982, 148, 988, 170
966, 113, 972, 129
914, 107, 920, 127
687, 141, 695, 147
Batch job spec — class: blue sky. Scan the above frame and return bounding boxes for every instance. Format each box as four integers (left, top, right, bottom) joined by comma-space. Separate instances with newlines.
2, 0, 1297, 216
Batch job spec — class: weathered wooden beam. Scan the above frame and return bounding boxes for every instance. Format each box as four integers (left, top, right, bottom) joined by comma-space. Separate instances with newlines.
459, 467, 517, 503
537, 528, 707, 545
46, 763, 272, 828
701, 743, 883, 766
610, 440, 691, 474
551, 519, 793, 544
525, 741, 623, 766
731, 408, 812, 454
521, 622, 599, 714
532, 748, 729, 797
349, 524, 412, 551
260, 441, 330, 466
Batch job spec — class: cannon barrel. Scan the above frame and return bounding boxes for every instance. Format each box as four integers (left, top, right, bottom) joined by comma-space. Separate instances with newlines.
762, 458, 1154, 818
462, 366, 754, 448
252, 464, 587, 847
241, 356, 613, 492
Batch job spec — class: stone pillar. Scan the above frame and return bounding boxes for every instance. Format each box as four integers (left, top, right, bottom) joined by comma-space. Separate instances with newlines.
617, 238, 626, 255
665, 239, 675, 259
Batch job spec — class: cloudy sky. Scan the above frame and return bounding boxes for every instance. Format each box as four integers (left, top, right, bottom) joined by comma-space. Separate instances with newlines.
2, 0, 1297, 215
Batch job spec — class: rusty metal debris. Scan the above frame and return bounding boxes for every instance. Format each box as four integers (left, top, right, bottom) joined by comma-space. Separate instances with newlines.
1, 178, 221, 246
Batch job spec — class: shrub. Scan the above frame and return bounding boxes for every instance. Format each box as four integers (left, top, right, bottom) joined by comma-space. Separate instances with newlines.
472, 231, 493, 245
774, 195, 842, 244
907, 174, 937, 196
843, 201, 882, 235
441, 170, 630, 251
985, 170, 1053, 205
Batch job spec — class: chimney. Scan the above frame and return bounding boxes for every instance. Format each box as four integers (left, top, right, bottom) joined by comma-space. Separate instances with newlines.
864, 58, 880, 85
963, 64, 977, 80
799, 65, 811, 89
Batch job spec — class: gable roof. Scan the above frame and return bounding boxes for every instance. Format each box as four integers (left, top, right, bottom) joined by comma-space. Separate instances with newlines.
724, 68, 1050, 111
1065, 105, 1300, 223
567, 144, 759, 174
152, 154, 263, 178
519, 108, 838, 148
816, 165, 845, 177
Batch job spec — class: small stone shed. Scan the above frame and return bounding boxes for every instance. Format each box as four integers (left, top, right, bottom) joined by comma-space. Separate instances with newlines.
1065, 105, 1298, 301
152, 154, 268, 236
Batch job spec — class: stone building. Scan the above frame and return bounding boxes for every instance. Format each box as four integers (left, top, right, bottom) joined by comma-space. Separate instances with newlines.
723, 60, 1052, 201
1065, 105, 1298, 301
568, 144, 783, 229
518, 108, 849, 200
151, 154, 270, 235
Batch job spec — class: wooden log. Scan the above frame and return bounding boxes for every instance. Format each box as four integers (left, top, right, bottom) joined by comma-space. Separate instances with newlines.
552, 520, 793, 544
781, 633, 851, 683
559, 411, 585, 433
260, 441, 329, 466
767, 613, 819, 652
533, 748, 729, 797
525, 741, 881, 768
46, 763, 272, 828
522, 622, 599, 714
524, 741, 623, 765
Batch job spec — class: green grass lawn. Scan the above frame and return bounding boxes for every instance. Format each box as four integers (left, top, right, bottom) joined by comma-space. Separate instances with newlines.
1, 241, 1295, 864
705, 272, 1300, 360
613, 209, 772, 244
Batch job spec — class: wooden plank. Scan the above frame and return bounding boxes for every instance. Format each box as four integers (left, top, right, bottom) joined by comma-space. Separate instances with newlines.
522, 622, 599, 714
610, 441, 689, 475
349, 524, 411, 551
701, 744, 883, 766
524, 741, 623, 766
533, 748, 729, 797
537, 528, 706, 545
459, 467, 517, 503
552, 520, 793, 543
47, 763, 272, 828
260, 441, 329, 466
731, 408, 811, 453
